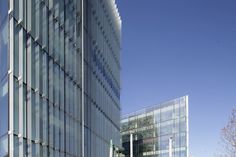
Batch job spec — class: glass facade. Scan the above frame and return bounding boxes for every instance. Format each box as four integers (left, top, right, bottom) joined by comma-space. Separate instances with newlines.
0, 0, 121, 156
0, 0, 9, 156
121, 96, 189, 157
84, 0, 121, 156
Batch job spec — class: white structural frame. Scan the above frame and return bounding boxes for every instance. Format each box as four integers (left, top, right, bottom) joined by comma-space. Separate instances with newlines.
81, 0, 85, 156
110, 139, 113, 157
130, 133, 133, 157
169, 137, 173, 157
186, 95, 189, 157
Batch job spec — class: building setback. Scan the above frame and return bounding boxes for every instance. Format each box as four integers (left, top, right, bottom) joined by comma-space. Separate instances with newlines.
121, 96, 189, 157
0, 0, 121, 156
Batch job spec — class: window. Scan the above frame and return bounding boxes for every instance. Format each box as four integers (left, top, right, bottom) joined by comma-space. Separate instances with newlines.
13, 0, 20, 20
14, 78, 19, 134
13, 135, 19, 157
161, 107, 173, 122
160, 120, 173, 136
42, 99, 48, 144
180, 118, 186, 132
23, 84, 27, 137
0, 1, 8, 80
0, 78, 8, 136
154, 110, 161, 123
14, 22, 20, 77
0, 135, 8, 157
31, 90, 36, 140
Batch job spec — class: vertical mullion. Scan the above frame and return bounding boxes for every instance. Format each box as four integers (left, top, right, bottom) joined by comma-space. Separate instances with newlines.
18, 27, 24, 157
8, 16, 15, 157
26, 37, 32, 157
35, 45, 40, 143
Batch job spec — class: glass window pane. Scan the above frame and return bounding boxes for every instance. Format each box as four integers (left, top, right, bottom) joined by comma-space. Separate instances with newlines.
14, 22, 20, 77
14, 78, 19, 134
0, 135, 8, 156
0, 77, 8, 136
0, 0, 8, 80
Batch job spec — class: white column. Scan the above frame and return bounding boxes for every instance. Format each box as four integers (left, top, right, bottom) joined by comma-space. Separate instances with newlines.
169, 137, 173, 157
110, 139, 113, 157
130, 133, 133, 157
186, 95, 189, 157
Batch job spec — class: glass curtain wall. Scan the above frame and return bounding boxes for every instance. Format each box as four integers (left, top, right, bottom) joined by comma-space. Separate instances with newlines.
84, 0, 121, 156
0, 0, 9, 156
121, 96, 189, 157
1, 0, 121, 156
8, 0, 82, 157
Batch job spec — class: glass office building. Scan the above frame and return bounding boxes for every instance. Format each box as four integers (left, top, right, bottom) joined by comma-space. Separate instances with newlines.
0, 0, 121, 157
121, 96, 189, 157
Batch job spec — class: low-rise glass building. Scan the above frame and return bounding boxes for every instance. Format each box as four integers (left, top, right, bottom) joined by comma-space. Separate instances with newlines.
121, 96, 189, 157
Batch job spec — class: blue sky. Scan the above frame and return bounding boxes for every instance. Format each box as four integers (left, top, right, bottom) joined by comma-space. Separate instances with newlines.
116, 0, 236, 156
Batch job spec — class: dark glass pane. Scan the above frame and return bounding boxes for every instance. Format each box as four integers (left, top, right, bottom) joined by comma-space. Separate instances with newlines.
13, 135, 19, 157
13, 78, 19, 134
13, 22, 20, 77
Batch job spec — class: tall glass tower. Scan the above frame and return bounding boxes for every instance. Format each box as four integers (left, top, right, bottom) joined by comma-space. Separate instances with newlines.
0, 0, 121, 157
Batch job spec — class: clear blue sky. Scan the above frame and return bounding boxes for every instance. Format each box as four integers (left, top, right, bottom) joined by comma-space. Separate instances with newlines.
116, 0, 236, 156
